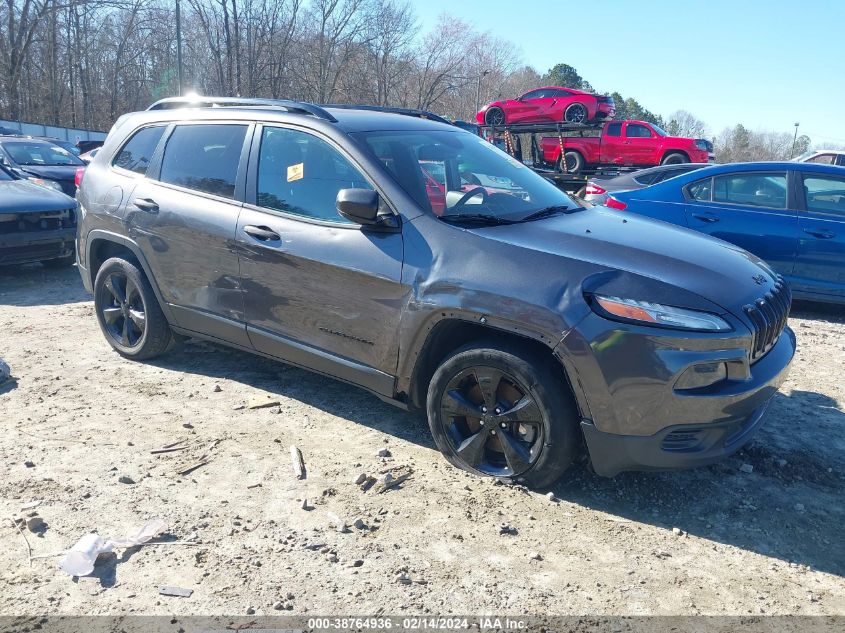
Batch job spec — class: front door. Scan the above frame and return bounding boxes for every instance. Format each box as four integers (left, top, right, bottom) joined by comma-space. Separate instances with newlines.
683, 170, 798, 279
237, 124, 404, 395
127, 122, 251, 345
794, 171, 845, 299
623, 122, 657, 165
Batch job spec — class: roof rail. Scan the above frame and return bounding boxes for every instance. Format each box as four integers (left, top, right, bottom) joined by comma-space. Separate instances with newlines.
320, 104, 451, 125
146, 96, 337, 123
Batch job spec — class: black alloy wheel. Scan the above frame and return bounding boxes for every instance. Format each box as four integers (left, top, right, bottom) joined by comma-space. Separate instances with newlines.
100, 271, 146, 348
440, 366, 544, 477
485, 107, 506, 126
564, 103, 588, 123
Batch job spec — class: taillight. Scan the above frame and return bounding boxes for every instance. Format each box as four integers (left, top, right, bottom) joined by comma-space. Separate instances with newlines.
606, 196, 627, 210
585, 183, 607, 195
74, 167, 85, 188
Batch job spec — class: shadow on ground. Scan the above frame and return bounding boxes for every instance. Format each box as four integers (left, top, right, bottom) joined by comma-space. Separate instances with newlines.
0, 263, 89, 306
150, 336, 845, 579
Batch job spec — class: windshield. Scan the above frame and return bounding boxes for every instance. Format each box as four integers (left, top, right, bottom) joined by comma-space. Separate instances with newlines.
1, 141, 85, 166
351, 129, 578, 222
650, 124, 667, 137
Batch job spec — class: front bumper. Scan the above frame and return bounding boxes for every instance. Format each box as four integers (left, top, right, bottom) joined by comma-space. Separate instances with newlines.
556, 317, 795, 477
0, 228, 75, 265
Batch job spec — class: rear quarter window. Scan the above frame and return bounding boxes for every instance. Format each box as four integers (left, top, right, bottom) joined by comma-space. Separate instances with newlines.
687, 178, 712, 201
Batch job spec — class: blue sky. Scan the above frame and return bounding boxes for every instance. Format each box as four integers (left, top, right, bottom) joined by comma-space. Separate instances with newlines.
415, 0, 845, 146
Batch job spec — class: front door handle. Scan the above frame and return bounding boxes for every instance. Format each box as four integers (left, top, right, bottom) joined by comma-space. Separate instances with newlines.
243, 225, 281, 241
803, 228, 835, 239
691, 213, 720, 223
133, 198, 159, 213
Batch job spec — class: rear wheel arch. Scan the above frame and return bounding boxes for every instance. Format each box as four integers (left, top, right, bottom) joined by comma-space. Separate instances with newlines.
86, 232, 173, 322
405, 317, 575, 412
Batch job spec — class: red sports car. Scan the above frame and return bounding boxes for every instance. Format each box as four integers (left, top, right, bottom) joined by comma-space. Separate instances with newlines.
476, 86, 615, 126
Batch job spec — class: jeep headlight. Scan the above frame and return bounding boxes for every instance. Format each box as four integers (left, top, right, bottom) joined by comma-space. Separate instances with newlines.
592, 295, 731, 332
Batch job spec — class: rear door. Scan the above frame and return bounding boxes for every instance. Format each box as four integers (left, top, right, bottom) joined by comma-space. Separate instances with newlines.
793, 171, 845, 299
600, 121, 625, 164
127, 122, 251, 346
236, 124, 404, 395
622, 122, 658, 165
682, 171, 798, 277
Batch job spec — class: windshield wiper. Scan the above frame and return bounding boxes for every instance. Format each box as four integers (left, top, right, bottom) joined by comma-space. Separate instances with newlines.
518, 204, 572, 222
439, 213, 517, 226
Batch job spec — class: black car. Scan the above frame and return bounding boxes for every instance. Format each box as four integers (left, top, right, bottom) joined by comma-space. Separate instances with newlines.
0, 135, 86, 196
582, 163, 709, 205
75, 97, 795, 486
0, 164, 78, 267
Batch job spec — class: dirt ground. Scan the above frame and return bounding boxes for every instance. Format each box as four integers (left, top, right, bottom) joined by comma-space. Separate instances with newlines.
1, 263, 843, 618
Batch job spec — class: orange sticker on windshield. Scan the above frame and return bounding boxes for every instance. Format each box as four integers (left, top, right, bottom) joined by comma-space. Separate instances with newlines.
287, 162, 304, 182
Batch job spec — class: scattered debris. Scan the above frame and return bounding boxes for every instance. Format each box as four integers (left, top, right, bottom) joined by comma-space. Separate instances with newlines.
213, 384, 222, 392
11, 516, 33, 565
159, 586, 193, 598
376, 448, 392, 458
20, 500, 42, 511
327, 512, 349, 533
359, 476, 376, 492
182, 422, 194, 429
26, 516, 45, 532
0, 358, 10, 384
530, 552, 543, 561
777, 458, 788, 468
291, 445, 306, 480
354, 472, 368, 485
59, 519, 167, 576
24, 460, 35, 468
794, 503, 805, 512
300, 498, 312, 511
672, 527, 684, 536
353, 518, 366, 530
739, 463, 754, 474
248, 394, 281, 409
499, 523, 517, 536
545, 492, 555, 502
374, 468, 412, 493
118, 475, 135, 485
150, 441, 189, 455
395, 571, 412, 584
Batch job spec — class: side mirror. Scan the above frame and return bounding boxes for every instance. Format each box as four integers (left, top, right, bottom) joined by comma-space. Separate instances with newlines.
337, 188, 380, 224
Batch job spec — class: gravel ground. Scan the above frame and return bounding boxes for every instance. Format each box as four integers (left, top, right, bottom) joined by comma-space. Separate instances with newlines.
0, 264, 843, 617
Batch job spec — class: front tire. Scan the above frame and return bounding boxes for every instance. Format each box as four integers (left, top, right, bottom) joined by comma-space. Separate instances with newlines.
426, 342, 580, 488
94, 257, 172, 360
661, 152, 689, 165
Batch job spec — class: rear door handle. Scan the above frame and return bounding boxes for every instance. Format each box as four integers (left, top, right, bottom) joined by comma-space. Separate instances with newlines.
243, 225, 281, 241
803, 228, 835, 239
691, 213, 720, 223
133, 198, 159, 213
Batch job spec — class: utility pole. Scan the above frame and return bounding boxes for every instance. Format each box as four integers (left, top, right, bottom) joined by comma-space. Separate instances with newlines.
475, 70, 490, 115
790, 122, 800, 159
176, 0, 184, 96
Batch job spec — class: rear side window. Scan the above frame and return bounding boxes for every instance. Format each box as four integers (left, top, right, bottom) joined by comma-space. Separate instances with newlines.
712, 173, 787, 209
687, 178, 712, 201
114, 126, 165, 175
159, 124, 247, 198
626, 124, 652, 138
803, 175, 845, 216
633, 172, 658, 186
606, 123, 622, 137
257, 126, 372, 223
807, 154, 835, 165
837, 155, 845, 167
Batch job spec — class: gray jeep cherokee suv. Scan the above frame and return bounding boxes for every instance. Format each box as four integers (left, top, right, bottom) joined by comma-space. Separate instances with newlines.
76, 97, 795, 487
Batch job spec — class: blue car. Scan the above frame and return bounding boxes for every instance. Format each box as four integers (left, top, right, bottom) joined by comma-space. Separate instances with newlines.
607, 162, 845, 304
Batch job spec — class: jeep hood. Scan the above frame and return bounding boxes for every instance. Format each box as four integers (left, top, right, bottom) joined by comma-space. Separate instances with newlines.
17, 164, 78, 181
474, 207, 776, 314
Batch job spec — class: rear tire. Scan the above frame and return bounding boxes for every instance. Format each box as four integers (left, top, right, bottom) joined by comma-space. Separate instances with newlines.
426, 341, 580, 488
661, 152, 689, 165
93, 257, 172, 360
559, 151, 585, 174
484, 107, 506, 126
563, 103, 588, 123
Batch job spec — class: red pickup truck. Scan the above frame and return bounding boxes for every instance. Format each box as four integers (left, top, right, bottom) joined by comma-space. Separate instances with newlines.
540, 120, 714, 173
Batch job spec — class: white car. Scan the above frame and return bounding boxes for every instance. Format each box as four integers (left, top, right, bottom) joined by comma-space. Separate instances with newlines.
795, 150, 845, 166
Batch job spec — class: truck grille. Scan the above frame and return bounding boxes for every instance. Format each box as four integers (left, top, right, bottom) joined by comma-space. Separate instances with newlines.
743, 276, 791, 362
0, 208, 76, 234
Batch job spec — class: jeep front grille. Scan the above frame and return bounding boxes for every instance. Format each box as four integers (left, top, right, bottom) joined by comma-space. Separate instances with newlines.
743, 276, 791, 362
